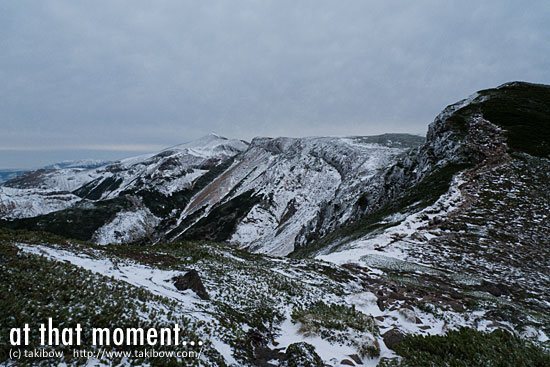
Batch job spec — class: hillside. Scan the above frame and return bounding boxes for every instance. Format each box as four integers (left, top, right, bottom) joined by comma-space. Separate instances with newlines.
1, 133, 424, 255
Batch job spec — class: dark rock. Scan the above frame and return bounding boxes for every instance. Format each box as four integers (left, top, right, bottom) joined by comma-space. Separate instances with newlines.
430, 216, 442, 225
388, 291, 407, 301
448, 300, 465, 312
158, 156, 180, 171
382, 328, 406, 350
348, 354, 363, 364
281, 342, 323, 367
173, 270, 210, 300
475, 280, 509, 297
247, 329, 282, 367
376, 298, 386, 311
340, 359, 355, 366
410, 231, 428, 242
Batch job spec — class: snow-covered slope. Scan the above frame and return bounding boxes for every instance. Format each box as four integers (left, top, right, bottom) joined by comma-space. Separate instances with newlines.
314, 83, 550, 349
0, 134, 251, 242
41, 159, 112, 170
0, 133, 423, 252
1, 82, 549, 263
0, 186, 80, 219
169, 135, 422, 255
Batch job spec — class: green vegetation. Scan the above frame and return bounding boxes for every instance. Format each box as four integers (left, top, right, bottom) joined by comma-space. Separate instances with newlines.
292, 301, 378, 336
291, 301, 380, 358
182, 190, 262, 242
448, 82, 550, 158
0, 197, 131, 241
0, 228, 365, 366
378, 327, 550, 367
0, 240, 215, 366
281, 342, 323, 367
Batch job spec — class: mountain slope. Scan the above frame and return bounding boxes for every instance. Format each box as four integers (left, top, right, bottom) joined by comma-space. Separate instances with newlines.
1, 83, 549, 259
0, 133, 424, 253
299, 82, 549, 255
316, 82, 550, 344
0, 134, 249, 242
169, 134, 424, 255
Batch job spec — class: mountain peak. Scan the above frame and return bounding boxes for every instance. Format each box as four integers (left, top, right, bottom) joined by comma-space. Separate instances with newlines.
165, 132, 248, 151
495, 80, 550, 90
207, 132, 225, 139
437, 81, 550, 159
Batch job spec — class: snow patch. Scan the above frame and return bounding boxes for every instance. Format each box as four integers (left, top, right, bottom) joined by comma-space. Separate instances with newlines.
93, 208, 160, 245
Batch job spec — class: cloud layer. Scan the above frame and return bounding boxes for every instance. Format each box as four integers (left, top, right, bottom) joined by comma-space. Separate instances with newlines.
1, 0, 549, 167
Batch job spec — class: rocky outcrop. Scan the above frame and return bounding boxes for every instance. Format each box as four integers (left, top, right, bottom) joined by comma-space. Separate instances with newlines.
293, 83, 541, 256
475, 280, 510, 297
173, 270, 210, 300
244, 329, 285, 367
382, 328, 406, 350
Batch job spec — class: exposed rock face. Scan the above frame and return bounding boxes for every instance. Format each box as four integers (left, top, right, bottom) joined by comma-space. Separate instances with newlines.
475, 280, 510, 297
382, 328, 406, 350
173, 270, 210, 300
281, 342, 324, 367
246, 329, 284, 367
298, 82, 550, 257
293, 90, 507, 255
168, 134, 423, 255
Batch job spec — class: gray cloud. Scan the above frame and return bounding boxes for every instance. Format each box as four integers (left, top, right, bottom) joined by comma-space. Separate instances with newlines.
1, 0, 549, 167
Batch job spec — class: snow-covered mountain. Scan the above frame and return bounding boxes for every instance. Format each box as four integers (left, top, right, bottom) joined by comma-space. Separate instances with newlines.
0, 169, 28, 184
2, 82, 549, 260
0, 160, 112, 185
166, 134, 424, 255
0, 133, 424, 252
41, 159, 112, 170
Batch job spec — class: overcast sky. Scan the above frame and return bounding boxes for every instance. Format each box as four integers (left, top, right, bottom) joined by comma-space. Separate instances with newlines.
1, 1, 549, 168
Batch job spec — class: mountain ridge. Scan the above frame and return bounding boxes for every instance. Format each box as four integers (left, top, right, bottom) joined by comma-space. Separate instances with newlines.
1, 133, 425, 254
1, 82, 548, 257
